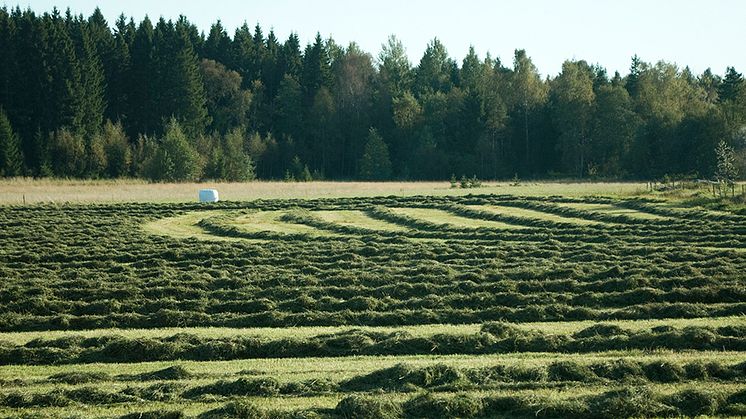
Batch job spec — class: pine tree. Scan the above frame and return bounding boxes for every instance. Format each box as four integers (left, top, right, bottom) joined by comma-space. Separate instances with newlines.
0, 108, 22, 176
720, 67, 743, 103
359, 128, 392, 180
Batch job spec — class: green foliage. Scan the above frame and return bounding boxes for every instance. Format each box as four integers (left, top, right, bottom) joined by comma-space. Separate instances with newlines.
359, 128, 392, 180
0, 108, 22, 176
145, 118, 201, 181
218, 127, 255, 181
101, 120, 131, 178
1, 8, 745, 180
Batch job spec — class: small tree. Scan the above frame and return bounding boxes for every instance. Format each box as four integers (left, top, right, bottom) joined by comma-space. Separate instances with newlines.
146, 118, 201, 181
715, 140, 738, 196
0, 109, 22, 177
359, 128, 392, 180
220, 127, 255, 181
102, 121, 132, 178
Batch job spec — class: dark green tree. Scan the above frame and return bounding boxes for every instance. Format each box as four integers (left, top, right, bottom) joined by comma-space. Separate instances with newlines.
359, 128, 392, 180
0, 108, 22, 176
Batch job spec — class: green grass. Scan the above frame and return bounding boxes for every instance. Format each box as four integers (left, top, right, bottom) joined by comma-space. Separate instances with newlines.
224, 210, 336, 236
313, 210, 411, 232
390, 207, 522, 229
556, 202, 669, 220
142, 211, 241, 241
467, 204, 605, 225
2, 316, 742, 346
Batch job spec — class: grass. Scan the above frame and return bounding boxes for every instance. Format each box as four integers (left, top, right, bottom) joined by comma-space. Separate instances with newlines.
390, 207, 522, 229
142, 211, 241, 241
467, 204, 605, 225
224, 210, 335, 236
1, 316, 742, 346
556, 202, 668, 220
0, 178, 650, 205
313, 210, 411, 232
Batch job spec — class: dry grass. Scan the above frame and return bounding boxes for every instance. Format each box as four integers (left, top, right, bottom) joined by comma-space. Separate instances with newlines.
0, 178, 648, 205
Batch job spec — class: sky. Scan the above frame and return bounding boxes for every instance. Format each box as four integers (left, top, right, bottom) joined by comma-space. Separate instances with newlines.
7, 0, 746, 78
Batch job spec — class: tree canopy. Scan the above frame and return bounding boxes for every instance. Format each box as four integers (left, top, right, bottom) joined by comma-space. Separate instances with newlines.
0, 6, 745, 181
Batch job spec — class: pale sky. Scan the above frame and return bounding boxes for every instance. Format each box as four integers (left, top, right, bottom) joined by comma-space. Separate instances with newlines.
7, 0, 745, 77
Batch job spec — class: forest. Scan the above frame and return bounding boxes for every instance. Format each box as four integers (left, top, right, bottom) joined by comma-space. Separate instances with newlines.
0, 6, 745, 181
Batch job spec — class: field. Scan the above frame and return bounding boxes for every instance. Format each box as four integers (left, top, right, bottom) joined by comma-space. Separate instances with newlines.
1, 182, 745, 418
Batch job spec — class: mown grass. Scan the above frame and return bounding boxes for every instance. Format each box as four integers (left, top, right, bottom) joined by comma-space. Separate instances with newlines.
142, 211, 241, 241
390, 207, 521, 229
313, 210, 411, 232
556, 202, 668, 220
466, 204, 605, 225
1, 316, 742, 346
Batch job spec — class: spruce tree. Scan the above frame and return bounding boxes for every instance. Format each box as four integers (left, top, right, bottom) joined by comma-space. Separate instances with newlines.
72, 18, 106, 139
720, 67, 743, 103
128, 16, 155, 136
359, 128, 392, 180
0, 108, 22, 176
204, 20, 231, 66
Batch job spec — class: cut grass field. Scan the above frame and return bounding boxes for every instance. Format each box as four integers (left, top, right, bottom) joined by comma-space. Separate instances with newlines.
2, 185, 745, 418
2, 315, 742, 346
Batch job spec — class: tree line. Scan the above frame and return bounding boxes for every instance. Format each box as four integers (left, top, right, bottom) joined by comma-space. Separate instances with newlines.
0, 7, 745, 181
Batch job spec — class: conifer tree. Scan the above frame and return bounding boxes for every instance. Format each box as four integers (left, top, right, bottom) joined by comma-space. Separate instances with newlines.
720, 67, 744, 103
359, 128, 392, 180
0, 108, 22, 176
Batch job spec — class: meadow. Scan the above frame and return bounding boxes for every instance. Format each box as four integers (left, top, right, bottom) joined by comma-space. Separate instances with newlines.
0, 181, 744, 418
